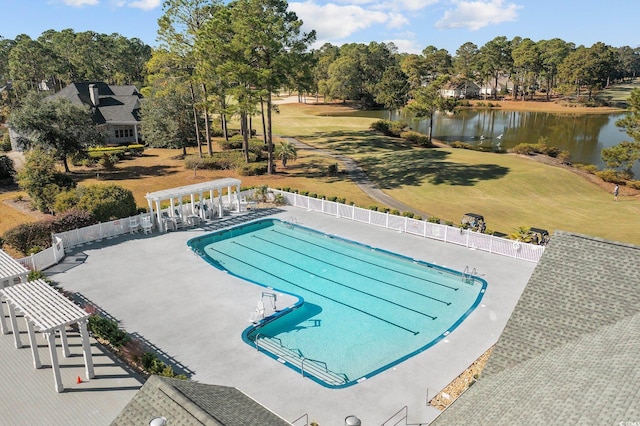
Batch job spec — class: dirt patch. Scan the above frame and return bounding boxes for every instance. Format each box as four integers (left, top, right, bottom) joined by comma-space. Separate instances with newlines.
2, 198, 50, 221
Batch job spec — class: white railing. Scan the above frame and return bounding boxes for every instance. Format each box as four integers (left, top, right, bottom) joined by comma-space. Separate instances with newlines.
272, 189, 545, 262
18, 236, 65, 271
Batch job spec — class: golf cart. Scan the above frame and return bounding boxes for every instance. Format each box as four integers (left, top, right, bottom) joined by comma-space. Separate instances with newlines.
461, 213, 486, 232
529, 227, 550, 245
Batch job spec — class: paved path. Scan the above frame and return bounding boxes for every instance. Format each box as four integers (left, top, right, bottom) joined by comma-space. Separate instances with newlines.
282, 136, 432, 218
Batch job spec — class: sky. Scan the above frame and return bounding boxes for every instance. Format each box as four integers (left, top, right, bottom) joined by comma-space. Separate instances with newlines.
1, 0, 638, 55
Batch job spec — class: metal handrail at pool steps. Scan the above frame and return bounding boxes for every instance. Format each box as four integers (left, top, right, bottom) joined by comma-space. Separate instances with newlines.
254, 335, 349, 386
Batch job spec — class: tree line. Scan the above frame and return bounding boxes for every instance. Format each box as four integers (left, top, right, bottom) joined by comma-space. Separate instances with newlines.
3, 0, 640, 175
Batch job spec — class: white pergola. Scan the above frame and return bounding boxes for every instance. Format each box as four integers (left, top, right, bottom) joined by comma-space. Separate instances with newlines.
145, 178, 242, 232
0, 279, 94, 393
0, 249, 29, 334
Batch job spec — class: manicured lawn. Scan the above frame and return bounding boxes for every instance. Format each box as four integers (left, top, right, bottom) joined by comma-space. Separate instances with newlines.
272, 103, 640, 244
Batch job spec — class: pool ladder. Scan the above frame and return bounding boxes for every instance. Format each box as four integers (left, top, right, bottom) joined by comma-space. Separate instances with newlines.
462, 266, 477, 284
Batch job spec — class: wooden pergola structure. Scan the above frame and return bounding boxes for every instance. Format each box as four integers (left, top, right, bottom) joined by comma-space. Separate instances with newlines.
145, 178, 242, 232
0, 249, 29, 335
0, 279, 95, 392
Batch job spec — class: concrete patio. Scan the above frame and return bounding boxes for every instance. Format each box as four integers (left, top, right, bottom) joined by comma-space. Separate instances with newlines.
38, 206, 536, 425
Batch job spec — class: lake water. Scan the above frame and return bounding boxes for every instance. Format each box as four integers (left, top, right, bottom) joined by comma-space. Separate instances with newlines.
338, 109, 635, 174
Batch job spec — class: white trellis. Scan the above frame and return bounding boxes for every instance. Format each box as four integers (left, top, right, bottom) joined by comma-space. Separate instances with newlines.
0, 279, 94, 393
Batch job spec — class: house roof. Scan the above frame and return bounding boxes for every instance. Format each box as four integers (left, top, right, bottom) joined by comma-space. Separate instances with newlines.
432, 231, 640, 424
111, 375, 292, 426
50, 82, 141, 125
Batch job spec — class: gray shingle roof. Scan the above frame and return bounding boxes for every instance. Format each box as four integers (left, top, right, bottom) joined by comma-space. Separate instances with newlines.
111, 375, 292, 426
49, 82, 141, 125
432, 231, 640, 425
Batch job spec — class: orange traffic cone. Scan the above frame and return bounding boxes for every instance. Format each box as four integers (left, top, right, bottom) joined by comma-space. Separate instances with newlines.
76, 376, 82, 384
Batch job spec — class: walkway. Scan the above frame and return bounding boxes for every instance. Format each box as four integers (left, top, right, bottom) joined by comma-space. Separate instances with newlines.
282, 136, 432, 218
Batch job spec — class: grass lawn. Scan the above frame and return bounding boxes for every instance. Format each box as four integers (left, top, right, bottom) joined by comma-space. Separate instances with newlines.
2, 93, 639, 246
272, 102, 640, 244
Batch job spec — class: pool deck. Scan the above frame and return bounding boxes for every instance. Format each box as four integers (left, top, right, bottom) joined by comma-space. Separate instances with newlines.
39, 206, 535, 425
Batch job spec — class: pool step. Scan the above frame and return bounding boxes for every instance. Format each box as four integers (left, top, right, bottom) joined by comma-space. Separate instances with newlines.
257, 337, 348, 386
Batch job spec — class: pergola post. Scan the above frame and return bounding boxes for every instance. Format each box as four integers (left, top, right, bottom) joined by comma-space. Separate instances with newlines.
7, 302, 21, 348
235, 184, 241, 212
59, 326, 70, 358
78, 320, 95, 379
218, 191, 224, 218
170, 198, 175, 216
155, 201, 163, 232
45, 332, 64, 393
26, 319, 41, 369
190, 194, 196, 214
0, 298, 8, 335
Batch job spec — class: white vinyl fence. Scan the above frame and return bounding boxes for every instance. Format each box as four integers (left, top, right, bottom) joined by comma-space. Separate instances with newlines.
273, 190, 545, 263
18, 236, 65, 271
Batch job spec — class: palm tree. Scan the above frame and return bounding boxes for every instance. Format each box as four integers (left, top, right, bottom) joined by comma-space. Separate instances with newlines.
509, 226, 532, 242
275, 141, 297, 168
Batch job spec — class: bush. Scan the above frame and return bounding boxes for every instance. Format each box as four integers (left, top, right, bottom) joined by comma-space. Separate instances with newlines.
2, 209, 98, 255
627, 180, 640, 190
512, 141, 560, 157
450, 141, 475, 150
56, 184, 136, 221
185, 151, 248, 170
0, 131, 12, 152
511, 143, 537, 155
401, 131, 432, 147
98, 153, 118, 170
575, 163, 599, 174
328, 163, 339, 175
237, 163, 268, 176
370, 120, 407, 137
0, 155, 16, 181
401, 211, 415, 218
88, 315, 130, 348
596, 169, 629, 184
27, 270, 54, 285
427, 216, 440, 223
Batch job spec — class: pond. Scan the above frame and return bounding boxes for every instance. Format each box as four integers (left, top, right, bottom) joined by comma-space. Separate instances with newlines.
336, 109, 636, 175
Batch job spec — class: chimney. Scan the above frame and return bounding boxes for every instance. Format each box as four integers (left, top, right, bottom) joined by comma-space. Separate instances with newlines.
89, 84, 99, 106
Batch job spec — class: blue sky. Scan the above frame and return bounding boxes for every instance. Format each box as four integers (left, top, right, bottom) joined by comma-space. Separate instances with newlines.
1, 0, 638, 55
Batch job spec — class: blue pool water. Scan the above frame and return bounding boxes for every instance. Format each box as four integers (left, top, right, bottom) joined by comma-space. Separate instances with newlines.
188, 219, 486, 388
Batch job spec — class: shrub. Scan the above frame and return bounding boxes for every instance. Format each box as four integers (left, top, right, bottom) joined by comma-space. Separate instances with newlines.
0, 155, 16, 181
56, 184, 136, 221
336, 197, 346, 204
88, 315, 130, 348
0, 131, 12, 152
596, 169, 629, 184
3, 221, 53, 254
28, 270, 54, 285
370, 120, 407, 137
445, 220, 454, 226
511, 143, 537, 155
50, 209, 98, 233
450, 141, 475, 150
237, 163, 268, 176
184, 151, 247, 170
327, 196, 338, 202
401, 131, 432, 147
575, 163, 599, 174
427, 216, 440, 223
327, 163, 339, 175
401, 211, 414, 218
627, 180, 640, 190
98, 153, 117, 170
127, 144, 145, 156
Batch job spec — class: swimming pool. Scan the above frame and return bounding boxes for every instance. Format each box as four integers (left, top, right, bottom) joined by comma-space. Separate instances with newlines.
188, 219, 486, 388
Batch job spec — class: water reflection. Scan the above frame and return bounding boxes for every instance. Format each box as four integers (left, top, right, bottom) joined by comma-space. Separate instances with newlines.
336, 109, 633, 173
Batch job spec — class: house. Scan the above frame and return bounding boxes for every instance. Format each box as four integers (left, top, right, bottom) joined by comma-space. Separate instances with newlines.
49, 82, 142, 145
111, 375, 292, 426
431, 231, 640, 424
439, 80, 480, 98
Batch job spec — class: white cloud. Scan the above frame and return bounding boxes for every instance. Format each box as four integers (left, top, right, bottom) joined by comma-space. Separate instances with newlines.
124, 0, 161, 10
387, 13, 410, 29
395, 0, 440, 12
384, 38, 423, 54
435, 0, 522, 31
290, 1, 390, 41
60, 0, 99, 6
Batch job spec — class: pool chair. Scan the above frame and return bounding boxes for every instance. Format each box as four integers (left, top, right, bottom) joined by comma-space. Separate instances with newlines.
160, 212, 176, 232
128, 217, 140, 234
248, 300, 265, 323
141, 216, 153, 234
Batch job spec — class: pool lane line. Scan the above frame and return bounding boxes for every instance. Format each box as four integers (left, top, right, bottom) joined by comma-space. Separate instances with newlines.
253, 235, 452, 306
208, 247, 421, 335
232, 241, 439, 321
269, 229, 459, 291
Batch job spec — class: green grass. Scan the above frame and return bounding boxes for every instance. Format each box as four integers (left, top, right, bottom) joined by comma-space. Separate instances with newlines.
272, 103, 640, 244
